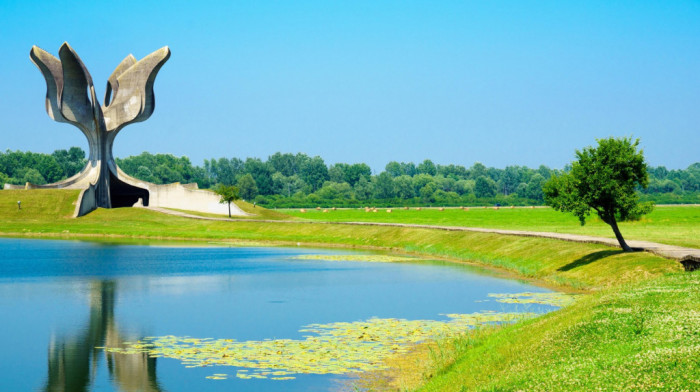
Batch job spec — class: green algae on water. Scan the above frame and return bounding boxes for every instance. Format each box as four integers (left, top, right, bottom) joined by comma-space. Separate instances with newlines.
488, 292, 576, 307
100, 311, 534, 381
290, 254, 417, 263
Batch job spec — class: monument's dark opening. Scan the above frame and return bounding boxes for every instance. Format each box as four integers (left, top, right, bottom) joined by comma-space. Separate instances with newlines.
109, 172, 149, 208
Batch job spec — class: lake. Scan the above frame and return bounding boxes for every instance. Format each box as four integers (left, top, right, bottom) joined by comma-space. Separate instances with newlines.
0, 237, 564, 391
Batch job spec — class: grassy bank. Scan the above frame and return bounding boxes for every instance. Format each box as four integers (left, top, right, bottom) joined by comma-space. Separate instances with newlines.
2, 189, 81, 219
0, 190, 682, 290
392, 271, 698, 391
1, 190, 695, 391
282, 205, 700, 249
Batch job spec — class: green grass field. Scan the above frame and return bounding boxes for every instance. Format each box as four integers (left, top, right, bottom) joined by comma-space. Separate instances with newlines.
0, 189, 697, 391
281, 205, 700, 249
403, 271, 699, 391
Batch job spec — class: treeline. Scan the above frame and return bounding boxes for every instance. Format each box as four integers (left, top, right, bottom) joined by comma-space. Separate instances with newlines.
0, 147, 87, 186
2, 148, 699, 206
118, 152, 559, 206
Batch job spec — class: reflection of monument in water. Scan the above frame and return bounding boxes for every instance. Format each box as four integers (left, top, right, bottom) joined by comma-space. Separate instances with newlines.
44, 281, 163, 392
5, 43, 245, 217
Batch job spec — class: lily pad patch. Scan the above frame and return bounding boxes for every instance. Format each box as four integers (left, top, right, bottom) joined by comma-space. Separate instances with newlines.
100, 311, 535, 381
290, 254, 417, 263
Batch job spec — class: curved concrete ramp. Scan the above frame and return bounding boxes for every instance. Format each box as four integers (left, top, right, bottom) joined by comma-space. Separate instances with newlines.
142, 183, 248, 216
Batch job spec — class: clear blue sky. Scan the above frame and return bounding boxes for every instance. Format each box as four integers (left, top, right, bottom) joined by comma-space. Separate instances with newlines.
1, 0, 698, 171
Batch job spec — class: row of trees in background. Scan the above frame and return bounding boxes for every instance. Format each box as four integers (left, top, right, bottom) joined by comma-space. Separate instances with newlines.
1, 148, 699, 206
0, 147, 87, 187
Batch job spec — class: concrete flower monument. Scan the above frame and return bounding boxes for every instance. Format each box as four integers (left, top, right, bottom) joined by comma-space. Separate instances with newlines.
5, 43, 245, 217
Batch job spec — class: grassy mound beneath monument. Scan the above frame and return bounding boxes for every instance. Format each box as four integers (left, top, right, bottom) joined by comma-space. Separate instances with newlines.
0, 189, 81, 220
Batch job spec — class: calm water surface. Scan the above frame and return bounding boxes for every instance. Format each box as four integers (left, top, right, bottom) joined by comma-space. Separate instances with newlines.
0, 238, 557, 391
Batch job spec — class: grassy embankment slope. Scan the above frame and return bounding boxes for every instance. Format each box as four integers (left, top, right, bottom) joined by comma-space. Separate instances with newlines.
395, 271, 698, 391
1, 190, 697, 391
282, 206, 700, 249
0, 190, 680, 290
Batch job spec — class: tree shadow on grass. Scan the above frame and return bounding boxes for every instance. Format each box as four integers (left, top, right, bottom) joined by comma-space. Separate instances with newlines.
558, 250, 624, 271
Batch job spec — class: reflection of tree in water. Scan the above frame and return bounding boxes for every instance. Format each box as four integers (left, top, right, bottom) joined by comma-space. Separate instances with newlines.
45, 280, 164, 392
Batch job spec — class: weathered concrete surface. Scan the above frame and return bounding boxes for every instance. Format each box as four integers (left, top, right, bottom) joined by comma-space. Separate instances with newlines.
73, 185, 97, 218
149, 186, 247, 216
125, 179, 248, 216
6, 42, 248, 217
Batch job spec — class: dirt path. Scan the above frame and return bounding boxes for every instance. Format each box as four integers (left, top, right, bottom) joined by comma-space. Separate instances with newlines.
146, 207, 700, 269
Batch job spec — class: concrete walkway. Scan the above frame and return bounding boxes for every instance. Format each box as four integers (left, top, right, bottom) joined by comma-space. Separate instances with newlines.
146, 207, 700, 269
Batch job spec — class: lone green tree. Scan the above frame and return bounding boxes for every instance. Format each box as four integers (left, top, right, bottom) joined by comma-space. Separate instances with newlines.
543, 137, 653, 252
215, 184, 240, 218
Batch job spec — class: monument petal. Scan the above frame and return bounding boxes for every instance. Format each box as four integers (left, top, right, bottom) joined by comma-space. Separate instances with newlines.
104, 54, 137, 107
102, 47, 170, 132
29, 46, 66, 123
57, 43, 96, 130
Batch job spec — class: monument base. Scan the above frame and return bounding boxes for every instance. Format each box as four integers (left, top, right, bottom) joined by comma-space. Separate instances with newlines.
4, 179, 248, 218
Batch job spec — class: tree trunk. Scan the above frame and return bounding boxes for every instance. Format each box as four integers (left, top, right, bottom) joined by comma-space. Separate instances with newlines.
228, 202, 231, 218
609, 215, 632, 251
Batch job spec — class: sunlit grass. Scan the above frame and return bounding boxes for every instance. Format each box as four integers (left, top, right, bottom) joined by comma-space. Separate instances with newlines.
0, 189, 80, 219
283, 205, 700, 249
408, 271, 699, 392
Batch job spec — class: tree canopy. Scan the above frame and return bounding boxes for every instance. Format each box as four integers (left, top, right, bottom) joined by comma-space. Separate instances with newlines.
215, 184, 240, 217
2, 147, 699, 208
237, 174, 258, 201
543, 137, 654, 251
